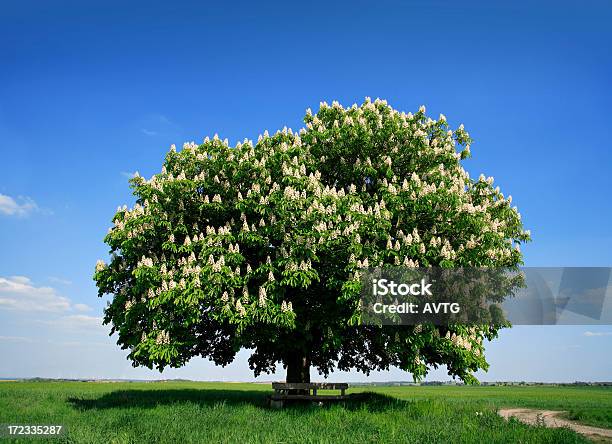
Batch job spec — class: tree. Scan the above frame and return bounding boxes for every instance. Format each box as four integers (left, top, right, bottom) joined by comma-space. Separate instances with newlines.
94, 98, 530, 384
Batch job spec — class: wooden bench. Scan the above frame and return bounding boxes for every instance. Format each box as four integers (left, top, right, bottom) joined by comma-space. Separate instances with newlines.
268, 382, 349, 408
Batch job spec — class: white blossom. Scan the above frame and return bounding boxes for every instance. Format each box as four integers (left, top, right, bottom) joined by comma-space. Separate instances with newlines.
95, 260, 106, 272
258, 287, 267, 306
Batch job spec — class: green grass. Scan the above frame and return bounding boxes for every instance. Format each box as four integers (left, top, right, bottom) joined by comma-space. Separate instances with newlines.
0, 381, 609, 443
355, 385, 612, 429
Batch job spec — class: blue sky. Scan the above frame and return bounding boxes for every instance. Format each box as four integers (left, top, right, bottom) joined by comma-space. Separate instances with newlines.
1, 0, 611, 381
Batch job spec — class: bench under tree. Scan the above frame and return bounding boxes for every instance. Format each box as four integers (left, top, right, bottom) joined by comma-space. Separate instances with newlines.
268, 382, 349, 408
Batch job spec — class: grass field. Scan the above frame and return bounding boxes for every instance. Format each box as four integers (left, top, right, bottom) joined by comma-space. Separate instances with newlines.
0, 381, 610, 443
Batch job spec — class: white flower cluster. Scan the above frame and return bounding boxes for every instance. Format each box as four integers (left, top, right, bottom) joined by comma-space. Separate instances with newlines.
236, 299, 246, 316
137, 256, 154, 268
155, 330, 170, 345
258, 287, 267, 306
208, 254, 225, 273
445, 331, 478, 351
280, 301, 293, 312
95, 260, 106, 273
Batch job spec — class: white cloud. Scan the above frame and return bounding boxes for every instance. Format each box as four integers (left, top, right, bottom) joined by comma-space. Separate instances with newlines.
0, 194, 38, 216
120, 171, 138, 180
0, 275, 103, 338
157, 114, 171, 124
0, 276, 93, 315
583, 331, 612, 337
0, 276, 71, 312
137, 113, 180, 138
0, 335, 33, 343
47, 315, 104, 330
48, 277, 72, 286
73, 303, 93, 312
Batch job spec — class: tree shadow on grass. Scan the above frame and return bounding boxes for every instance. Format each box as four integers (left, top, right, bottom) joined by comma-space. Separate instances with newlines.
68, 388, 409, 413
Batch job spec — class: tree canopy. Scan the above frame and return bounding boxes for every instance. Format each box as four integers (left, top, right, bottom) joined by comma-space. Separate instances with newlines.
94, 98, 530, 383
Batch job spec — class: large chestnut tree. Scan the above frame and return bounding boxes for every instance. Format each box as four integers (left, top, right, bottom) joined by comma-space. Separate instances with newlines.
94, 99, 529, 383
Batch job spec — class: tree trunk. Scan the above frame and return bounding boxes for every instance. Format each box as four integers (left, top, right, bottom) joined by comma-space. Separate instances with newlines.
285, 352, 310, 395
286, 352, 310, 383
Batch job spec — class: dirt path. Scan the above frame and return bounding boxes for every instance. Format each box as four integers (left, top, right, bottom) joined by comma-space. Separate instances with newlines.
499, 408, 612, 441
